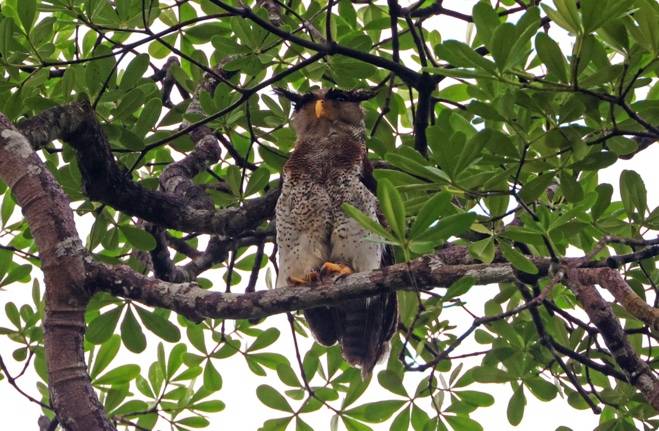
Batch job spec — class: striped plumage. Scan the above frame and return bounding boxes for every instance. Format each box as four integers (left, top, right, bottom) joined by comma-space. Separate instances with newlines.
274, 88, 398, 378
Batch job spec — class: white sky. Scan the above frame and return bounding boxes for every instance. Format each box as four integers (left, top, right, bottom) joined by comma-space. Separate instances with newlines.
1, 1, 657, 430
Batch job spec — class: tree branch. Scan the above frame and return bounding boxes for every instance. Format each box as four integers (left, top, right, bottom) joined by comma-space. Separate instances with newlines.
0, 115, 111, 430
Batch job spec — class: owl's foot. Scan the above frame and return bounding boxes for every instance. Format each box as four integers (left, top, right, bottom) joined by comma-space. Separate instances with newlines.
287, 271, 320, 286
321, 262, 353, 278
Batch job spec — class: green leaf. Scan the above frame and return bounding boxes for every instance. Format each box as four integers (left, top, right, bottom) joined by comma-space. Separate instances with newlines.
468, 237, 495, 264
0, 190, 14, 228
525, 377, 558, 401
191, 400, 225, 413
276, 363, 301, 387
377, 370, 407, 397
424, 212, 476, 243
498, 242, 538, 275
18, 0, 37, 33
248, 327, 280, 352
244, 167, 270, 196
620, 170, 647, 219
409, 191, 452, 239
473, 2, 500, 43
177, 416, 210, 428
119, 225, 156, 251
519, 172, 554, 202
377, 179, 406, 241
114, 88, 146, 120
256, 384, 292, 412
457, 391, 495, 407
120, 54, 149, 90
390, 406, 411, 431
5, 302, 20, 328
542, 1, 580, 34
290, 418, 311, 431
342, 416, 373, 431
135, 98, 162, 137
345, 400, 405, 423
444, 415, 483, 431
187, 324, 206, 353
94, 364, 140, 385
120, 307, 147, 353
436, 40, 497, 73
166, 343, 186, 378
0, 250, 11, 281
471, 366, 509, 383
0, 263, 31, 287
261, 417, 293, 431
559, 171, 584, 203
135, 306, 180, 342
507, 385, 526, 426
342, 372, 371, 408
444, 276, 475, 300
491, 23, 517, 71
90, 335, 121, 378
342, 203, 395, 242
87, 307, 122, 344
570, 151, 617, 171
535, 33, 569, 82
455, 130, 492, 173
203, 360, 222, 391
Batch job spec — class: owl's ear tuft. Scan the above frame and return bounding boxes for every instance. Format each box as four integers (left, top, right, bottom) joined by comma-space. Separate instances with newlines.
273, 87, 315, 111
348, 88, 379, 102
325, 88, 379, 103
273, 87, 301, 102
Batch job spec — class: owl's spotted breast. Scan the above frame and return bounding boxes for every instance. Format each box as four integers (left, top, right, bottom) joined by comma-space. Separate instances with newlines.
275, 88, 398, 377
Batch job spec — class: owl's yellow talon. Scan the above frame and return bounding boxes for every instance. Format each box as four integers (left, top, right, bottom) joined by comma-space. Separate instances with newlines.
321, 262, 353, 276
287, 271, 319, 286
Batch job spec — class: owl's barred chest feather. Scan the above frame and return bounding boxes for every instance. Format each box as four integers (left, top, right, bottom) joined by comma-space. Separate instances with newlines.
277, 137, 375, 251
274, 89, 398, 377
275, 126, 381, 275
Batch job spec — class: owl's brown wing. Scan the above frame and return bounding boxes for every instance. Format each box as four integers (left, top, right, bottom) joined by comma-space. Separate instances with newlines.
331, 158, 398, 378
364, 156, 398, 352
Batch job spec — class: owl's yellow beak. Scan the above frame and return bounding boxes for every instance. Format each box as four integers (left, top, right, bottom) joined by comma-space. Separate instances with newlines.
314, 99, 326, 118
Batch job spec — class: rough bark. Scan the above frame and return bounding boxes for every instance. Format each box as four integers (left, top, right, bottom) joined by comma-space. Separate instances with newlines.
578, 268, 659, 331
567, 269, 659, 410
0, 116, 113, 430
86, 255, 520, 322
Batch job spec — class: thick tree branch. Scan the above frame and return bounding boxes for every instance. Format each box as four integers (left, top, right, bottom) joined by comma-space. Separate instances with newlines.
578, 268, 659, 331
0, 116, 111, 430
566, 270, 659, 410
87, 254, 519, 322
17, 102, 279, 235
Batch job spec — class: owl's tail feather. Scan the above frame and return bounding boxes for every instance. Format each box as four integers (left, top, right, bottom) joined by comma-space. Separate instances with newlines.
304, 307, 338, 346
337, 291, 398, 380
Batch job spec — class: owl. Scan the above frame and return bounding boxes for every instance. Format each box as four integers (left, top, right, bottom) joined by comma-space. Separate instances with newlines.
274, 87, 398, 378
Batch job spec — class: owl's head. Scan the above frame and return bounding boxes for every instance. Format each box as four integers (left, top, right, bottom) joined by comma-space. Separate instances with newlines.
274, 87, 377, 134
